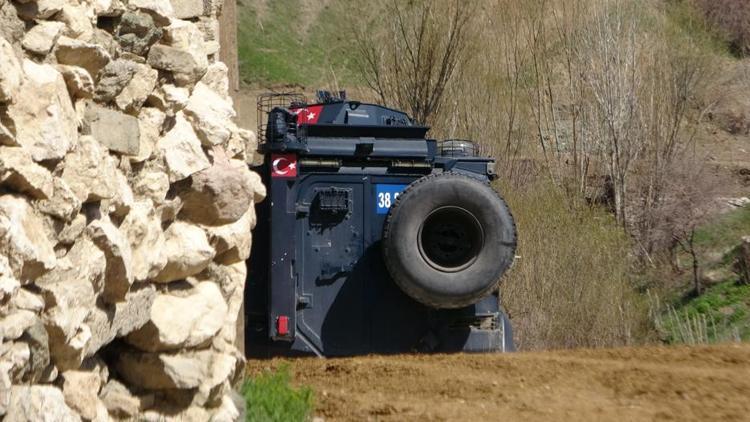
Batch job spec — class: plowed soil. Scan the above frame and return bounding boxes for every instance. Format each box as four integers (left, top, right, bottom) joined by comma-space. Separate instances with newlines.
246, 344, 750, 421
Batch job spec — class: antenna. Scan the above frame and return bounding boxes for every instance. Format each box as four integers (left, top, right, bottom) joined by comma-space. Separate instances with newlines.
315, 90, 347, 103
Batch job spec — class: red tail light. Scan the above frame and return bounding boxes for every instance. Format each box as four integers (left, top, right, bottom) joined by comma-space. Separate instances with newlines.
276, 316, 289, 336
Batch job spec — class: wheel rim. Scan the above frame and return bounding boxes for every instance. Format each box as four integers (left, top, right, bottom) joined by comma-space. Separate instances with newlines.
417, 206, 484, 272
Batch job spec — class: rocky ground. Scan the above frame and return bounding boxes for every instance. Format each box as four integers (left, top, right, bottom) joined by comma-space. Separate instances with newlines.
248, 344, 750, 421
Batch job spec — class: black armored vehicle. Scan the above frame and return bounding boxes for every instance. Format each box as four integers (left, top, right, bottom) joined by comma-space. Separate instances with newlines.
246, 92, 517, 357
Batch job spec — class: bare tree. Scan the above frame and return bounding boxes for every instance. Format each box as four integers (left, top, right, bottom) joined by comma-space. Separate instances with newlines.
575, 0, 645, 225
354, 0, 475, 125
638, 160, 717, 294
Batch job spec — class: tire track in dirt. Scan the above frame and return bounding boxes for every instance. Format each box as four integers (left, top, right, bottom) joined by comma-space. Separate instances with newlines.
246, 344, 750, 421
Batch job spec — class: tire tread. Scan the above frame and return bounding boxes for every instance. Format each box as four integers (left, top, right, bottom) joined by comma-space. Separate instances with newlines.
382, 172, 517, 309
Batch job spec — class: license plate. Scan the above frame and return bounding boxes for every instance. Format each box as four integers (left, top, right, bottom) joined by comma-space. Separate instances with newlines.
375, 184, 408, 214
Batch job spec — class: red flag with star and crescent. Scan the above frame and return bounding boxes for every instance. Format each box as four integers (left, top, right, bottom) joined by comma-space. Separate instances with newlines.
271, 153, 297, 178
290, 105, 323, 125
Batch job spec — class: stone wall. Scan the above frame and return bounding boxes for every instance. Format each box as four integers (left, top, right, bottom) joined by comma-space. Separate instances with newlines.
0, 0, 264, 420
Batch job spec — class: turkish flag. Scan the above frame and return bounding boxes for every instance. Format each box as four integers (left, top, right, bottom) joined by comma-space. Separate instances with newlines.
271, 153, 297, 178
289, 105, 323, 125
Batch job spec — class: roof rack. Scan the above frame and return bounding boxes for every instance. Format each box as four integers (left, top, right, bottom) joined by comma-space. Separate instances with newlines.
256, 92, 306, 142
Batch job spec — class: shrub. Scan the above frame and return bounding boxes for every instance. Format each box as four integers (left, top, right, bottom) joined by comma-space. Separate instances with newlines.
650, 282, 749, 345
242, 365, 314, 422
694, 0, 750, 57
500, 181, 649, 350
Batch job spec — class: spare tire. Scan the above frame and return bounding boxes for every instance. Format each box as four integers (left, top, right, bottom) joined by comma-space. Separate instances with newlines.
382, 173, 516, 309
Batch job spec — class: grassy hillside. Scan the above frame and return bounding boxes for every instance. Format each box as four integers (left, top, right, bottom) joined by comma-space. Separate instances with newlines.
237, 0, 358, 86
655, 206, 750, 344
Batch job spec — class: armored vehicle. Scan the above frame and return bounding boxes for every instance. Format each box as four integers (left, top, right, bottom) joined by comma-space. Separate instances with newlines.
246, 92, 517, 357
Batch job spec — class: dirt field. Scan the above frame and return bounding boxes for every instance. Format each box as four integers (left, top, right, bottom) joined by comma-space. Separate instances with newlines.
246, 344, 750, 421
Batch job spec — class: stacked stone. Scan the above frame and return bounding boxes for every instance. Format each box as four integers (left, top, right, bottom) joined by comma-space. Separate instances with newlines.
0, 0, 264, 420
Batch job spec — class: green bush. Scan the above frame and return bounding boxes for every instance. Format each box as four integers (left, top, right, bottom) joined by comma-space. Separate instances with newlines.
652, 281, 750, 344
242, 365, 314, 422
650, 206, 750, 345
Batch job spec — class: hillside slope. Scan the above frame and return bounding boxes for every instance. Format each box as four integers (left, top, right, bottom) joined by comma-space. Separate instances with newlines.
237, 0, 357, 86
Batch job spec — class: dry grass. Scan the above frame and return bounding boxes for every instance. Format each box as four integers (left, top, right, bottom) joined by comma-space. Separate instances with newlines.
694, 0, 750, 57
500, 181, 649, 350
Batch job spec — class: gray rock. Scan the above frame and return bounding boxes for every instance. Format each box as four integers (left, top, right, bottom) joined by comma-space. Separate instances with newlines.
35, 177, 82, 222
227, 126, 258, 164
206, 209, 255, 265
99, 379, 142, 418
132, 169, 169, 204
0, 195, 56, 282
0, 364, 11, 416
110, 170, 134, 218
126, 281, 227, 352
1, 341, 30, 384
95, 58, 138, 102
161, 83, 190, 111
178, 156, 257, 226
0, 146, 54, 199
94, 0, 126, 17
130, 108, 165, 162
84, 284, 156, 356
120, 201, 166, 281
15, 0, 65, 20
55, 213, 87, 245
4, 386, 81, 422
172, 0, 212, 19
701, 269, 730, 286
0, 116, 15, 146
54, 36, 110, 80
9, 288, 44, 313
6, 60, 77, 162
157, 112, 210, 182
0, 2, 25, 45
184, 82, 236, 146
37, 237, 102, 371
154, 222, 215, 283
80, 355, 109, 387
22, 21, 65, 56
147, 44, 207, 86
61, 370, 106, 421
114, 61, 157, 112
115, 11, 162, 56
84, 103, 140, 155
116, 349, 236, 390
0, 273, 19, 306
0, 310, 38, 340
18, 319, 50, 383
200, 61, 230, 99
213, 262, 247, 347
728, 197, 750, 208
61, 135, 119, 203
87, 219, 133, 303
0, 36, 22, 103
128, 0, 174, 22
156, 197, 184, 224
54, 3, 93, 41
215, 391, 243, 422
56, 64, 95, 100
